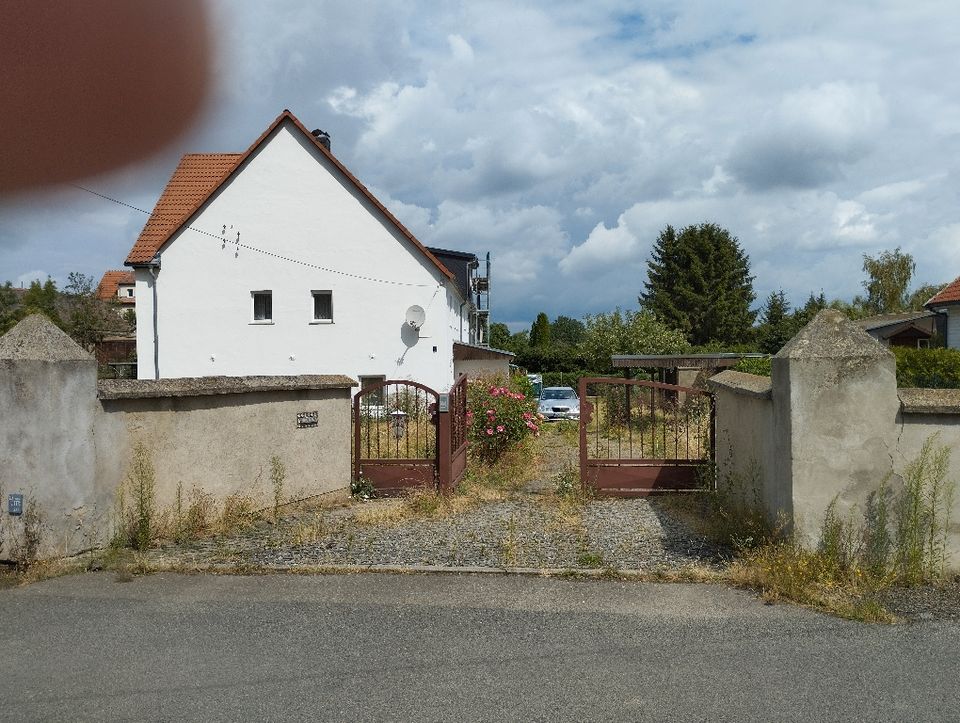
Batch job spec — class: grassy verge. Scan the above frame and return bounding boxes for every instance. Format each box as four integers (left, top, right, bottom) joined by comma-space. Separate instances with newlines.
658, 435, 957, 623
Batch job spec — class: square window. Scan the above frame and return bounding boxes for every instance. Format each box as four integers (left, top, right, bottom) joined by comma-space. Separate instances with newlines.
252, 291, 272, 322
125, 288, 134, 297
358, 375, 386, 406
312, 290, 333, 322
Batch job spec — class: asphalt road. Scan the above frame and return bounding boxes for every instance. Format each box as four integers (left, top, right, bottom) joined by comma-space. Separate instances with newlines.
0, 572, 957, 721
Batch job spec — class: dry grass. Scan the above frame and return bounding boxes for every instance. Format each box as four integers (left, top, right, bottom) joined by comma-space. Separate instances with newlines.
286, 513, 328, 546
726, 542, 896, 623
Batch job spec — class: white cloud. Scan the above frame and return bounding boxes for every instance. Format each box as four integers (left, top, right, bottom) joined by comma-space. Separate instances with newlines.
15, 270, 50, 287
5, 0, 960, 330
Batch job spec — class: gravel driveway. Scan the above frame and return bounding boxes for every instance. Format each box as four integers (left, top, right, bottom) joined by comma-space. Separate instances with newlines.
147, 496, 729, 573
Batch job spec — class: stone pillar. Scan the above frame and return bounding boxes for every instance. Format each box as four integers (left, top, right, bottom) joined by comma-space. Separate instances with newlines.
0, 315, 102, 559
771, 309, 900, 545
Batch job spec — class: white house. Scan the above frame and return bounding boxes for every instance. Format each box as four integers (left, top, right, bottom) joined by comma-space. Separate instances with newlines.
925, 276, 960, 349
96, 270, 136, 309
125, 110, 506, 391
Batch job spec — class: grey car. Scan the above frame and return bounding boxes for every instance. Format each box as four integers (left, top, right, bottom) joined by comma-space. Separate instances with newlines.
538, 386, 580, 421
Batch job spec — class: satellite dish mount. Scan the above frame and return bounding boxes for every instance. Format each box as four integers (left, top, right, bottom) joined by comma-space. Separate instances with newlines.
405, 305, 426, 330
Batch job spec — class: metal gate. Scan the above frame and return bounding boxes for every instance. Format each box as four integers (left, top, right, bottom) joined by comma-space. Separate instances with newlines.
354, 380, 439, 495
353, 377, 469, 496
578, 377, 715, 496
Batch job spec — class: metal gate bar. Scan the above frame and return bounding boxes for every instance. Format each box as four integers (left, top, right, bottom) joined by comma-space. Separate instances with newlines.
578, 376, 715, 497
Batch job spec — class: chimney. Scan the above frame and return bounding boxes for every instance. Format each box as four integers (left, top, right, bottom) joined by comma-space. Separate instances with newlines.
311, 128, 331, 151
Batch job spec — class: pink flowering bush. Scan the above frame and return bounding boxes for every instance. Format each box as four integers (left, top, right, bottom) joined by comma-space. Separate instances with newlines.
466, 376, 541, 462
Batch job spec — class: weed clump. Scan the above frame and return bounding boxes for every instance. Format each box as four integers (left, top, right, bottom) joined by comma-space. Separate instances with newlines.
729, 435, 956, 621
270, 455, 286, 521
114, 442, 156, 551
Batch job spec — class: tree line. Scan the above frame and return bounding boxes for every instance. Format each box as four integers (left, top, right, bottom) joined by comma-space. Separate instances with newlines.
493, 224, 945, 380
0, 273, 133, 349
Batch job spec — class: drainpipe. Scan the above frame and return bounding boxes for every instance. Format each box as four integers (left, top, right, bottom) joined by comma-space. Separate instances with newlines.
148, 255, 161, 379
459, 299, 467, 342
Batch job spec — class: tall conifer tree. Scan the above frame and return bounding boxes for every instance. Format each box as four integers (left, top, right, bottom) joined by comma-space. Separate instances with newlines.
640, 223, 756, 345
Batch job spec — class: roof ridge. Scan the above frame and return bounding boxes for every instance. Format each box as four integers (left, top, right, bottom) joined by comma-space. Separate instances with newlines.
926, 276, 960, 307
123, 110, 454, 283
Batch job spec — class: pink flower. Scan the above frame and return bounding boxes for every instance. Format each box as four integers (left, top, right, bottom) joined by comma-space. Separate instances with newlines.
522, 412, 532, 420
486, 428, 494, 435
496, 425, 505, 432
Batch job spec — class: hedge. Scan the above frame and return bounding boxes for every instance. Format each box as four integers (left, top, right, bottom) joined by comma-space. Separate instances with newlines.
892, 347, 960, 389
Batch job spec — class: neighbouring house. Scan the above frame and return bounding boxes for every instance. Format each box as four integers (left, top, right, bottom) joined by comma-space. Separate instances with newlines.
96, 269, 136, 310
94, 269, 137, 372
853, 310, 945, 349
125, 109, 509, 390
925, 277, 960, 349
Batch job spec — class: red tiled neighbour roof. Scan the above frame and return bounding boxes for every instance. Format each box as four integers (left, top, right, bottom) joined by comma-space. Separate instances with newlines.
926, 276, 960, 307
124, 110, 454, 282
96, 270, 135, 301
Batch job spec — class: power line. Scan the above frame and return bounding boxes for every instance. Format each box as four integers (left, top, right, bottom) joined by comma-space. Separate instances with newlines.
70, 183, 439, 288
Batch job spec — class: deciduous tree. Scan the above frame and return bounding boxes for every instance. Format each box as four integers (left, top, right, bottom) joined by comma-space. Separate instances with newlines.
581, 308, 689, 372
862, 247, 915, 314
550, 315, 585, 346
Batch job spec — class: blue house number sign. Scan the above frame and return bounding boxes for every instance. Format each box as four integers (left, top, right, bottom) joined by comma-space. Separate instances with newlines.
8, 494, 23, 516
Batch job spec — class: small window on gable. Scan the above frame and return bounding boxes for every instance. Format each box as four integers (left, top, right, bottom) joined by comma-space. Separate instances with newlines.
312, 290, 333, 322
252, 291, 272, 322
359, 375, 386, 406
126, 288, 134, 297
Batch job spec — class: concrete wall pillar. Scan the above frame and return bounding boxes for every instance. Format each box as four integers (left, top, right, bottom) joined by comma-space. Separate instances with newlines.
771, 310, 901, 545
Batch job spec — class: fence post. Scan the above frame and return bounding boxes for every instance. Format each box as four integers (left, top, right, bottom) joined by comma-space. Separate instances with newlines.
437, 392, 451, 492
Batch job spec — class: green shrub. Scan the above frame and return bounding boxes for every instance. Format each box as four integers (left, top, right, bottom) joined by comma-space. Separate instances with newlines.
732, 356, 771, 376
892, 346, 960, 388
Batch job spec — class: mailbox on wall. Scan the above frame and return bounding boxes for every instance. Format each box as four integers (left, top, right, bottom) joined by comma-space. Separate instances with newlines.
8, 494, 23, 516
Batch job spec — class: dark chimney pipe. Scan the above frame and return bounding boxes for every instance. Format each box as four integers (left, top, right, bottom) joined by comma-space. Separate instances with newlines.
311, 128, 331, 151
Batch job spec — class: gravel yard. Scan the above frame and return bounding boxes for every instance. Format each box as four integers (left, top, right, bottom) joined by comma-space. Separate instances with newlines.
131, 426, 958, 623
146, 496, 730, 573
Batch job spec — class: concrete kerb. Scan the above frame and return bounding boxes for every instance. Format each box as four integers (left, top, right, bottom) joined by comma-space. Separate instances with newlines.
125, 560, 719, 581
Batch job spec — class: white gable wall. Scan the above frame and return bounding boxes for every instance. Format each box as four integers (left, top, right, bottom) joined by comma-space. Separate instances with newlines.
135, 121, 465, 391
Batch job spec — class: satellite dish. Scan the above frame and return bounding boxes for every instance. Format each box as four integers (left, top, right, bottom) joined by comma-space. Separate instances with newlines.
405, 305, 426, 329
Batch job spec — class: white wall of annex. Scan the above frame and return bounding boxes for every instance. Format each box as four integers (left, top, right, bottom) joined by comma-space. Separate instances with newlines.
137, 121, 465, 391
948, 308, 960, 350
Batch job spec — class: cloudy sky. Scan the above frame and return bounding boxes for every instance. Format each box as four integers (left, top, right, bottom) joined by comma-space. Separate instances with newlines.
3, 1, 960, 330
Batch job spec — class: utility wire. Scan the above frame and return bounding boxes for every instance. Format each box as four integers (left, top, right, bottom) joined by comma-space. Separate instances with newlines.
70, 183, 439, 288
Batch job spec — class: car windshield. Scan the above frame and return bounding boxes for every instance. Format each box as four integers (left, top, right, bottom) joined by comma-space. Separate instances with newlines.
542, 389, 576, 400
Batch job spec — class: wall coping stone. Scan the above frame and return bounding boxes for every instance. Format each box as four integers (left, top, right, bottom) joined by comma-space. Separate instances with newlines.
707, 370, 772, 400
98, 374, 357, 400
0, 314, 94, 361
898, 387, 960, 415
774, 309, 892, 361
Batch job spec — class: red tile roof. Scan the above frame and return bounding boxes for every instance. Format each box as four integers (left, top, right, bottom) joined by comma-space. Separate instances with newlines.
124, 110, 454, 282
96, 270, 135, 301
125, 154, 241, 264
926, 276, 960, 307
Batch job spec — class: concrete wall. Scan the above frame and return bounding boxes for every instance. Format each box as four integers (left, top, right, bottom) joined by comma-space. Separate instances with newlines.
709, 372, 782, 522
710, 310, 960, 569
1, 316, 354, 561
99, 379, 354, 509
454, 359, 510, 380
136, 119, 465, 392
